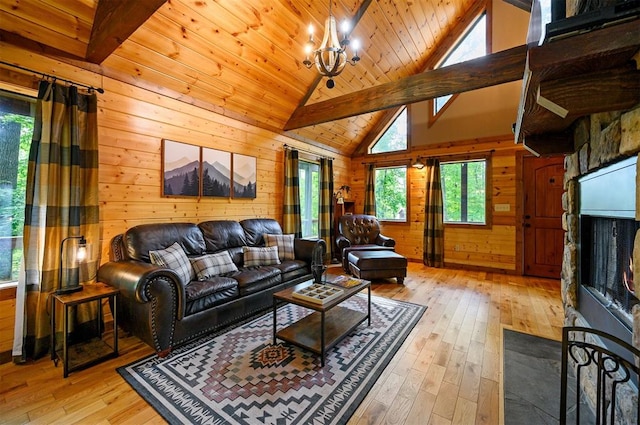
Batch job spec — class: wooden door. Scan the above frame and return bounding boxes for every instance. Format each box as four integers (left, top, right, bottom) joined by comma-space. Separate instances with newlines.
523, 156, 565, 278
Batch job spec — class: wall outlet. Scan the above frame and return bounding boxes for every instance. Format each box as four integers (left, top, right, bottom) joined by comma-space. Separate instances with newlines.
494, 203, 511, 212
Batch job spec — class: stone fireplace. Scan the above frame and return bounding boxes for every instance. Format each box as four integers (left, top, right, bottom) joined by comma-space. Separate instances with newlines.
561, 105, 639, 421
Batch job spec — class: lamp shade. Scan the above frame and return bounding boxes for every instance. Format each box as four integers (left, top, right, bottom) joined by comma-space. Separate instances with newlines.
412, 157, 425, 169
56, 235, 87, 295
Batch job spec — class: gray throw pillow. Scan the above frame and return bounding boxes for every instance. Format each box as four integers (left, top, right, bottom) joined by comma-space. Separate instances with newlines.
149, 242, 195, 285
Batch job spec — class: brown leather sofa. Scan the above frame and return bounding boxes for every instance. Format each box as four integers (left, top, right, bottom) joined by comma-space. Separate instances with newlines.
336, 214, 395, 272
97, 218, 325, 356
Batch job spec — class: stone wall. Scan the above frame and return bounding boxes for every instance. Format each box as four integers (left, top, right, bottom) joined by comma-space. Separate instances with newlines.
561, 104, 640, 423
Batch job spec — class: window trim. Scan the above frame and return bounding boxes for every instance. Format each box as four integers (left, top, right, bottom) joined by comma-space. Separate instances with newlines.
373, 163, 410, 224
439, 154, 492, 229
428, 9, 492, 127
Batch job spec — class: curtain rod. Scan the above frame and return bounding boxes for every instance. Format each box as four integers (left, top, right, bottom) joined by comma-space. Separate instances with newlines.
283, 144, 334, 160
0, 61, 105, 94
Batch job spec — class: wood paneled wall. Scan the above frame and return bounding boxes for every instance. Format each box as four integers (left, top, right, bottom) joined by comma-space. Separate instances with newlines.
350, 136, 524, 272
0, 44, 351, 265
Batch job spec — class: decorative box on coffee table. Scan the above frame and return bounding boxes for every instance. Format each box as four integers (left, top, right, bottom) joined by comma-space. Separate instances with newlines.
272, 279, 370, 366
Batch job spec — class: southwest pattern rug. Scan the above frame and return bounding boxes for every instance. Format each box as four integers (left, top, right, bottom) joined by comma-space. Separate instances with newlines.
118, 294, 425, 425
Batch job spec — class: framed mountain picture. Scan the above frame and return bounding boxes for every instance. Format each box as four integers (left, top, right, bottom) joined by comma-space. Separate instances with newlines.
232, 153, 256, 199
202, 147, 231, 197
162, 139, 200, 197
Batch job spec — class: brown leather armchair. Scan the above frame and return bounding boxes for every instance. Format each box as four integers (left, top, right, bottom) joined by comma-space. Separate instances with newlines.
336, 214, 395, 272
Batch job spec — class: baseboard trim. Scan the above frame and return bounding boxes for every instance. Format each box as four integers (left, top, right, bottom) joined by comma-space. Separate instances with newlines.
0, 349, 12, 365
0, 285, 17, 301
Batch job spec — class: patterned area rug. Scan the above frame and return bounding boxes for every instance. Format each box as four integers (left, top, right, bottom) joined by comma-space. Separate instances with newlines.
118, 294, 425, 425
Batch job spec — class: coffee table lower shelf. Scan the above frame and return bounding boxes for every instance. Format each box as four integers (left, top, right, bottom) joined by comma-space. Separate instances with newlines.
275, 306, 367, 365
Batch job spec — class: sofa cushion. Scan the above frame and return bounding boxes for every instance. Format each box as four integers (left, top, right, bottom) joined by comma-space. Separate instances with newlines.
189, 251, 238, 280
264, 233, 295, 261
149, 242, 195, 285
198, 220, 247, 252
243, 246, 281, 266
184, 277, 239, 316
124, 223, 206, 262
273, 259, 309, 282
230, 266, 282, 295
240, 218, 282, 246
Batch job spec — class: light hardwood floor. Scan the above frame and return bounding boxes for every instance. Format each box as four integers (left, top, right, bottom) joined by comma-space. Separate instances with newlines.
0, 263, 564, 424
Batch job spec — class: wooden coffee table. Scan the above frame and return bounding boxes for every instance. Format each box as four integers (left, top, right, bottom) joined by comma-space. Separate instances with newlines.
272, 279, 371, 366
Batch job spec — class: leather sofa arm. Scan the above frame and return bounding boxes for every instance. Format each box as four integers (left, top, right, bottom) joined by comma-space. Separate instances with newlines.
376, 234, 396, 247
98, 260, 185, 316
294, 238, 327, 262
336, 235, 351, 250
97, 260, 186, 356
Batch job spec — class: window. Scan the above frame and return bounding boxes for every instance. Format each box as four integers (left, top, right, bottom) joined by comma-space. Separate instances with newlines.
0, 91, 35, 285
432, 14, 487, 118
374, 166, 407, 222
298, 160, 319, 237
440, 159, 487, 225
370, 108, 408, 154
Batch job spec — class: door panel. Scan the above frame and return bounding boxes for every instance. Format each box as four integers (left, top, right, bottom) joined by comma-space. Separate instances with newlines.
523, 156, 564, 278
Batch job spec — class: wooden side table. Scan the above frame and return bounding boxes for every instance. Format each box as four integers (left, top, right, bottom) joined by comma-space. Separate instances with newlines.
50, 282, 119, 377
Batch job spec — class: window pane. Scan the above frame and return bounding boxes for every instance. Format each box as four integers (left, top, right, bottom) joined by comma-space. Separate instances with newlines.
434, 14, 487, 115
374, 166, 407, 221
440, 160, 486, 224
370, 108, 407, 154
0, 94, 35, 284
299, 161, 320, 237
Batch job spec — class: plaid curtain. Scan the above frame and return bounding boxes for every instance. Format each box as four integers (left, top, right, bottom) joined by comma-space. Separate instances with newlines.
363, 163, 376, 215
319, 158, 334, 260
283, 149, 301, 238
423, 158, 444, 267
13, 81, 100, 362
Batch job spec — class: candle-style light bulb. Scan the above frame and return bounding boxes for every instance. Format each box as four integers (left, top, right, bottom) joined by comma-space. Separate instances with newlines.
351, 39, 360, 62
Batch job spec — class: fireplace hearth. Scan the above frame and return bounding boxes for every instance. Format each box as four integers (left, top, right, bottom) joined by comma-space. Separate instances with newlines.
561, 84, 639, 425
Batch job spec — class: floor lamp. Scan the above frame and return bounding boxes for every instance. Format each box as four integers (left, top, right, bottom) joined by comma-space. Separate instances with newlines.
56, 235, 87, 295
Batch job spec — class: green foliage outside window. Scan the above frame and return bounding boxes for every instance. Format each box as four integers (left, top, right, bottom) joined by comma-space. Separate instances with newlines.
370, 108, 407, 154
374, 166, 407, 221
299, 161, 319, 237
440, 160, 486, 224
0, 112, 34, 282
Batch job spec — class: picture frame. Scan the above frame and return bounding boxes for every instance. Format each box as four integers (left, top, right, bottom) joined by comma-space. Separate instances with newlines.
202, 147, 231, 197
232, 153, 257, 199
162, 139, 200, 197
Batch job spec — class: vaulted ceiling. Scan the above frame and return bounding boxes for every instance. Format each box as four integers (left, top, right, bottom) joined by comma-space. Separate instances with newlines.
0, 0, 528, 157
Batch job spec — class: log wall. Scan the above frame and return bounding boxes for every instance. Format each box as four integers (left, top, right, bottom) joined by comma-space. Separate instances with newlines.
0, 44, 351, 264
350, 135, 524, 272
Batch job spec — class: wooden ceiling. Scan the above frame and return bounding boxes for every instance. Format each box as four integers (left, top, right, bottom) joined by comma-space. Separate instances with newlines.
0, 0, 517, 157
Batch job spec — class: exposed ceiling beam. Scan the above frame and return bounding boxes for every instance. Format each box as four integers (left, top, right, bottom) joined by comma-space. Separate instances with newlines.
351, 0, 488, 156
502, 0, 532, 12
285, 45, 527, 130
86, 0, 167, 64
0, 30, 85, 62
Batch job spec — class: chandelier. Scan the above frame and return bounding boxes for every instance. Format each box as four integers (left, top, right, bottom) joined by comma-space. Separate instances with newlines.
303, 1, 360, 89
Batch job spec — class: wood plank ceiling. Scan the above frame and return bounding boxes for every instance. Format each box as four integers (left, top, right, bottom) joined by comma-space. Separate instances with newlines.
0, 0, 488, 157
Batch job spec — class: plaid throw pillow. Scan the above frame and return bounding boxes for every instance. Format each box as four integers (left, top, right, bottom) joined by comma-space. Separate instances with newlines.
149, 242, 195, 285
243, 246, 281, 267
264, 233, 295, 261
189, 251, 238, 280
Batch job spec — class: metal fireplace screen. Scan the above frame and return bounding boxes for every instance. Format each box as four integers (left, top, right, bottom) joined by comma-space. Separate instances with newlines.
583, 216, 639, 326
